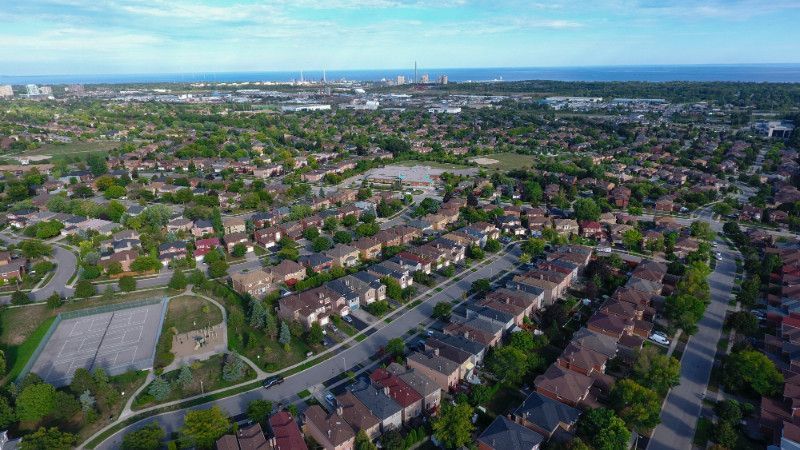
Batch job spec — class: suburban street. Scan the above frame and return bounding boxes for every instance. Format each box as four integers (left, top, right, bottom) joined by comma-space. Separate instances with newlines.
0, 233, 77, 302
90, 245, 521, 449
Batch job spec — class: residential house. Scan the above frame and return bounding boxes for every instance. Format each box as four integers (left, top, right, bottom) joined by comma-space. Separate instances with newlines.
194, 237, 221, 261
335, 391, 381, 439
215, 423, 269, 450
158, 241, 187, 266
192, 219, 215, 237
533, 364, 594, 408
98, 250, 137, 273
326, 244, 360, 268
223, 232, 253, 253
385, 362, 441, 413
348, 379, 403, 433
406, 351, 461, 391
231, 269, 274, 298
512, 392, 581, 440
272, 259, 307, 285
268, 411, 308, 450
166, 217, 193, 233
370, 368, 423, 423
477, 416, 544, 450
222, 217, 246, 234
278, 286, 349, 328
300, 253, 334, 273
302, 405, 355, 450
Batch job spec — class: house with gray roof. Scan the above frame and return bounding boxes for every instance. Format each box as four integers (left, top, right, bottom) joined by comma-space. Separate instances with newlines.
478, 416, 544, 450
512, 392, 581, 440
349, 379, 402, 433
385, 362, 441, 413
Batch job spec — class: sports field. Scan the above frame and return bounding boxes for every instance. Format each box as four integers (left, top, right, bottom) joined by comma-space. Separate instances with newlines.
28, 302, 165, 386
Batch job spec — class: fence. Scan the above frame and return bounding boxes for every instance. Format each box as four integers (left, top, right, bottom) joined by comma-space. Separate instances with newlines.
15, 297, 168, 383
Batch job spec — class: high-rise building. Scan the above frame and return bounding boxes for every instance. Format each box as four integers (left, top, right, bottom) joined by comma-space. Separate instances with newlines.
25, 84, 40, 96
396, 75, 405, 85
0, 85, 12, 98
420, 74, 429, 84
438, 75, 448, 85
39, 86, 53, 95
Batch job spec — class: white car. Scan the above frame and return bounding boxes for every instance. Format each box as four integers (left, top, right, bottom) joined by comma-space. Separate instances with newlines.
325, 393, 335, 406
649, 333, 670, 346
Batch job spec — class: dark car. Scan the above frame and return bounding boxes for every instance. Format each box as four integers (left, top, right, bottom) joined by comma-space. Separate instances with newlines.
263, 375, 284, 388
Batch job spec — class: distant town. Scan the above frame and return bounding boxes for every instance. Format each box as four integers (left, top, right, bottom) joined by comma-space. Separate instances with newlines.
0, 77, 797, 450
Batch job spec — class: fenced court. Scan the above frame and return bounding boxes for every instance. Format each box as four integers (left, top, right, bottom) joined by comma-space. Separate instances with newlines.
23, 298, 167, 387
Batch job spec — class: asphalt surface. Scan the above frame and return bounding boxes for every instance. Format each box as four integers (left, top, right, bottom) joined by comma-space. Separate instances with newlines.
0, 233, 78, 302
91, 246, 520, 449
647, 232, 735, 450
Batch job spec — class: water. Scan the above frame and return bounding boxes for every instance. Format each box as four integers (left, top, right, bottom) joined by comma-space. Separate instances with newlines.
2, 64, 800, 85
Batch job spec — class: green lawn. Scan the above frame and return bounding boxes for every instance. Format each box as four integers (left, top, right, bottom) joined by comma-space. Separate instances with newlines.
24, 140, 120, 156
165, 295, 223, 333
392, 160, 470, 170
2, 315, 55, 383
133, 354, 255, 409
472, 152, 539, 172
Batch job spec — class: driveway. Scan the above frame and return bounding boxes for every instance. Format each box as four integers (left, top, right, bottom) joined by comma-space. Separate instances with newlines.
89, 247, 520, 449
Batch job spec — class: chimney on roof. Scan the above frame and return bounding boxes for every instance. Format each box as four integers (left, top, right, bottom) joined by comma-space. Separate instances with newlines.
384, 386, 390, 396
432, 348, 439, 356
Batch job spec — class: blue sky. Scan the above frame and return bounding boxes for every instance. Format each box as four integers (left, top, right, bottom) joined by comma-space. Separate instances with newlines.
1, 0, 799, 75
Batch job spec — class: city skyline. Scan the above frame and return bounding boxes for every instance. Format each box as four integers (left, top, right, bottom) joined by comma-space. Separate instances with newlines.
1, 0, 800, 76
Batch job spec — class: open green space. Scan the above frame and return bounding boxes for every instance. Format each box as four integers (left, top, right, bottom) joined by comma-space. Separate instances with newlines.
154, 294, 225, 369
23, 140, 120, 156
472, 152, 539, 172
392, 160, 470, 170
133, 354, 255, 409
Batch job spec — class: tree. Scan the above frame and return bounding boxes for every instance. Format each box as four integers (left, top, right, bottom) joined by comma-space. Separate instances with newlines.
385, 338, 405, 358
312, 236, 333, 252
487, 346, 529, 384
306, 323, 324, 345
246, 399, 273, 424
75, 279, 96, 298
333, 230, 353, 244
148, 376, 172, 401
610, 379, 662, 430
578, 408, 631, 450
355, 429, 378, 450
632, 347, 681, 396
726, 311, 759, 336
715, 420, 738, 449
574, 198, 601, 221
16, 382, 57, 422
222, 357, 246, 382
231, 243, 247, 258
470, 278, 491, 295
106, 261, 123, 276
79, 389, 96, 412
104, 185, 126, 199
622, 228, 643, 251
119, 275, 137, 292
484, 239, 501, 252
715, 399, 743, 424
177, 365, 194, 389
467, 245, 485, 260
46, 292, 63, 309
11, 290, 30, 305
208, 260, 229, 278
723, 349, 784, 396
433, 402, 474, 449
521, 238, 545, 256
122, 422, 165, 450
181, 406, 231, 449
169, 270, 188, 290
342, 214, 358, 227
0, 396, 15, 429
19, 427, 77, 450
18, 240, 52, 259
279, 321, 291, 350
381, 429, 404, 450
432, 302, 452, 320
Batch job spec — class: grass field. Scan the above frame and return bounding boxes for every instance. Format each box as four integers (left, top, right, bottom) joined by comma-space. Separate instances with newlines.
393, 160, 471, 170
166, 295, 223, 334
472, 152, 538, 172
24, 140, 120, 156
2, 316, 56, 383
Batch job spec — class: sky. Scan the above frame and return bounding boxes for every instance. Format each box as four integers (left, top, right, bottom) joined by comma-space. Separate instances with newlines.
1, 0, 799, 75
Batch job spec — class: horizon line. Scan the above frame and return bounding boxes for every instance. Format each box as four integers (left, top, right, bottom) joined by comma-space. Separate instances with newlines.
3, 62, 800, 79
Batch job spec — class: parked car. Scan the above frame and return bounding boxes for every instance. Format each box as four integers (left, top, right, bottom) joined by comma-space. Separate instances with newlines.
649, 332, 670, 346
325, 393, 336, 406
343, 315, 353, 324
263, 375, 285, 389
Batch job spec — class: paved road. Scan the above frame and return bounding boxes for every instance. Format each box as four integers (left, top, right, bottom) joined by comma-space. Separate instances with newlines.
647, 204, 739, 448
91, 247, 520, 449
0, 234, 78, 302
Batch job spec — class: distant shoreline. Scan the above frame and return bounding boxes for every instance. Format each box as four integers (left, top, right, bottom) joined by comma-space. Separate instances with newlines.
2, 64, 800, 85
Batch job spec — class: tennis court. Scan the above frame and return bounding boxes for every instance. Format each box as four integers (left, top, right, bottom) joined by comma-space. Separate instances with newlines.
28, 302, 165, 386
